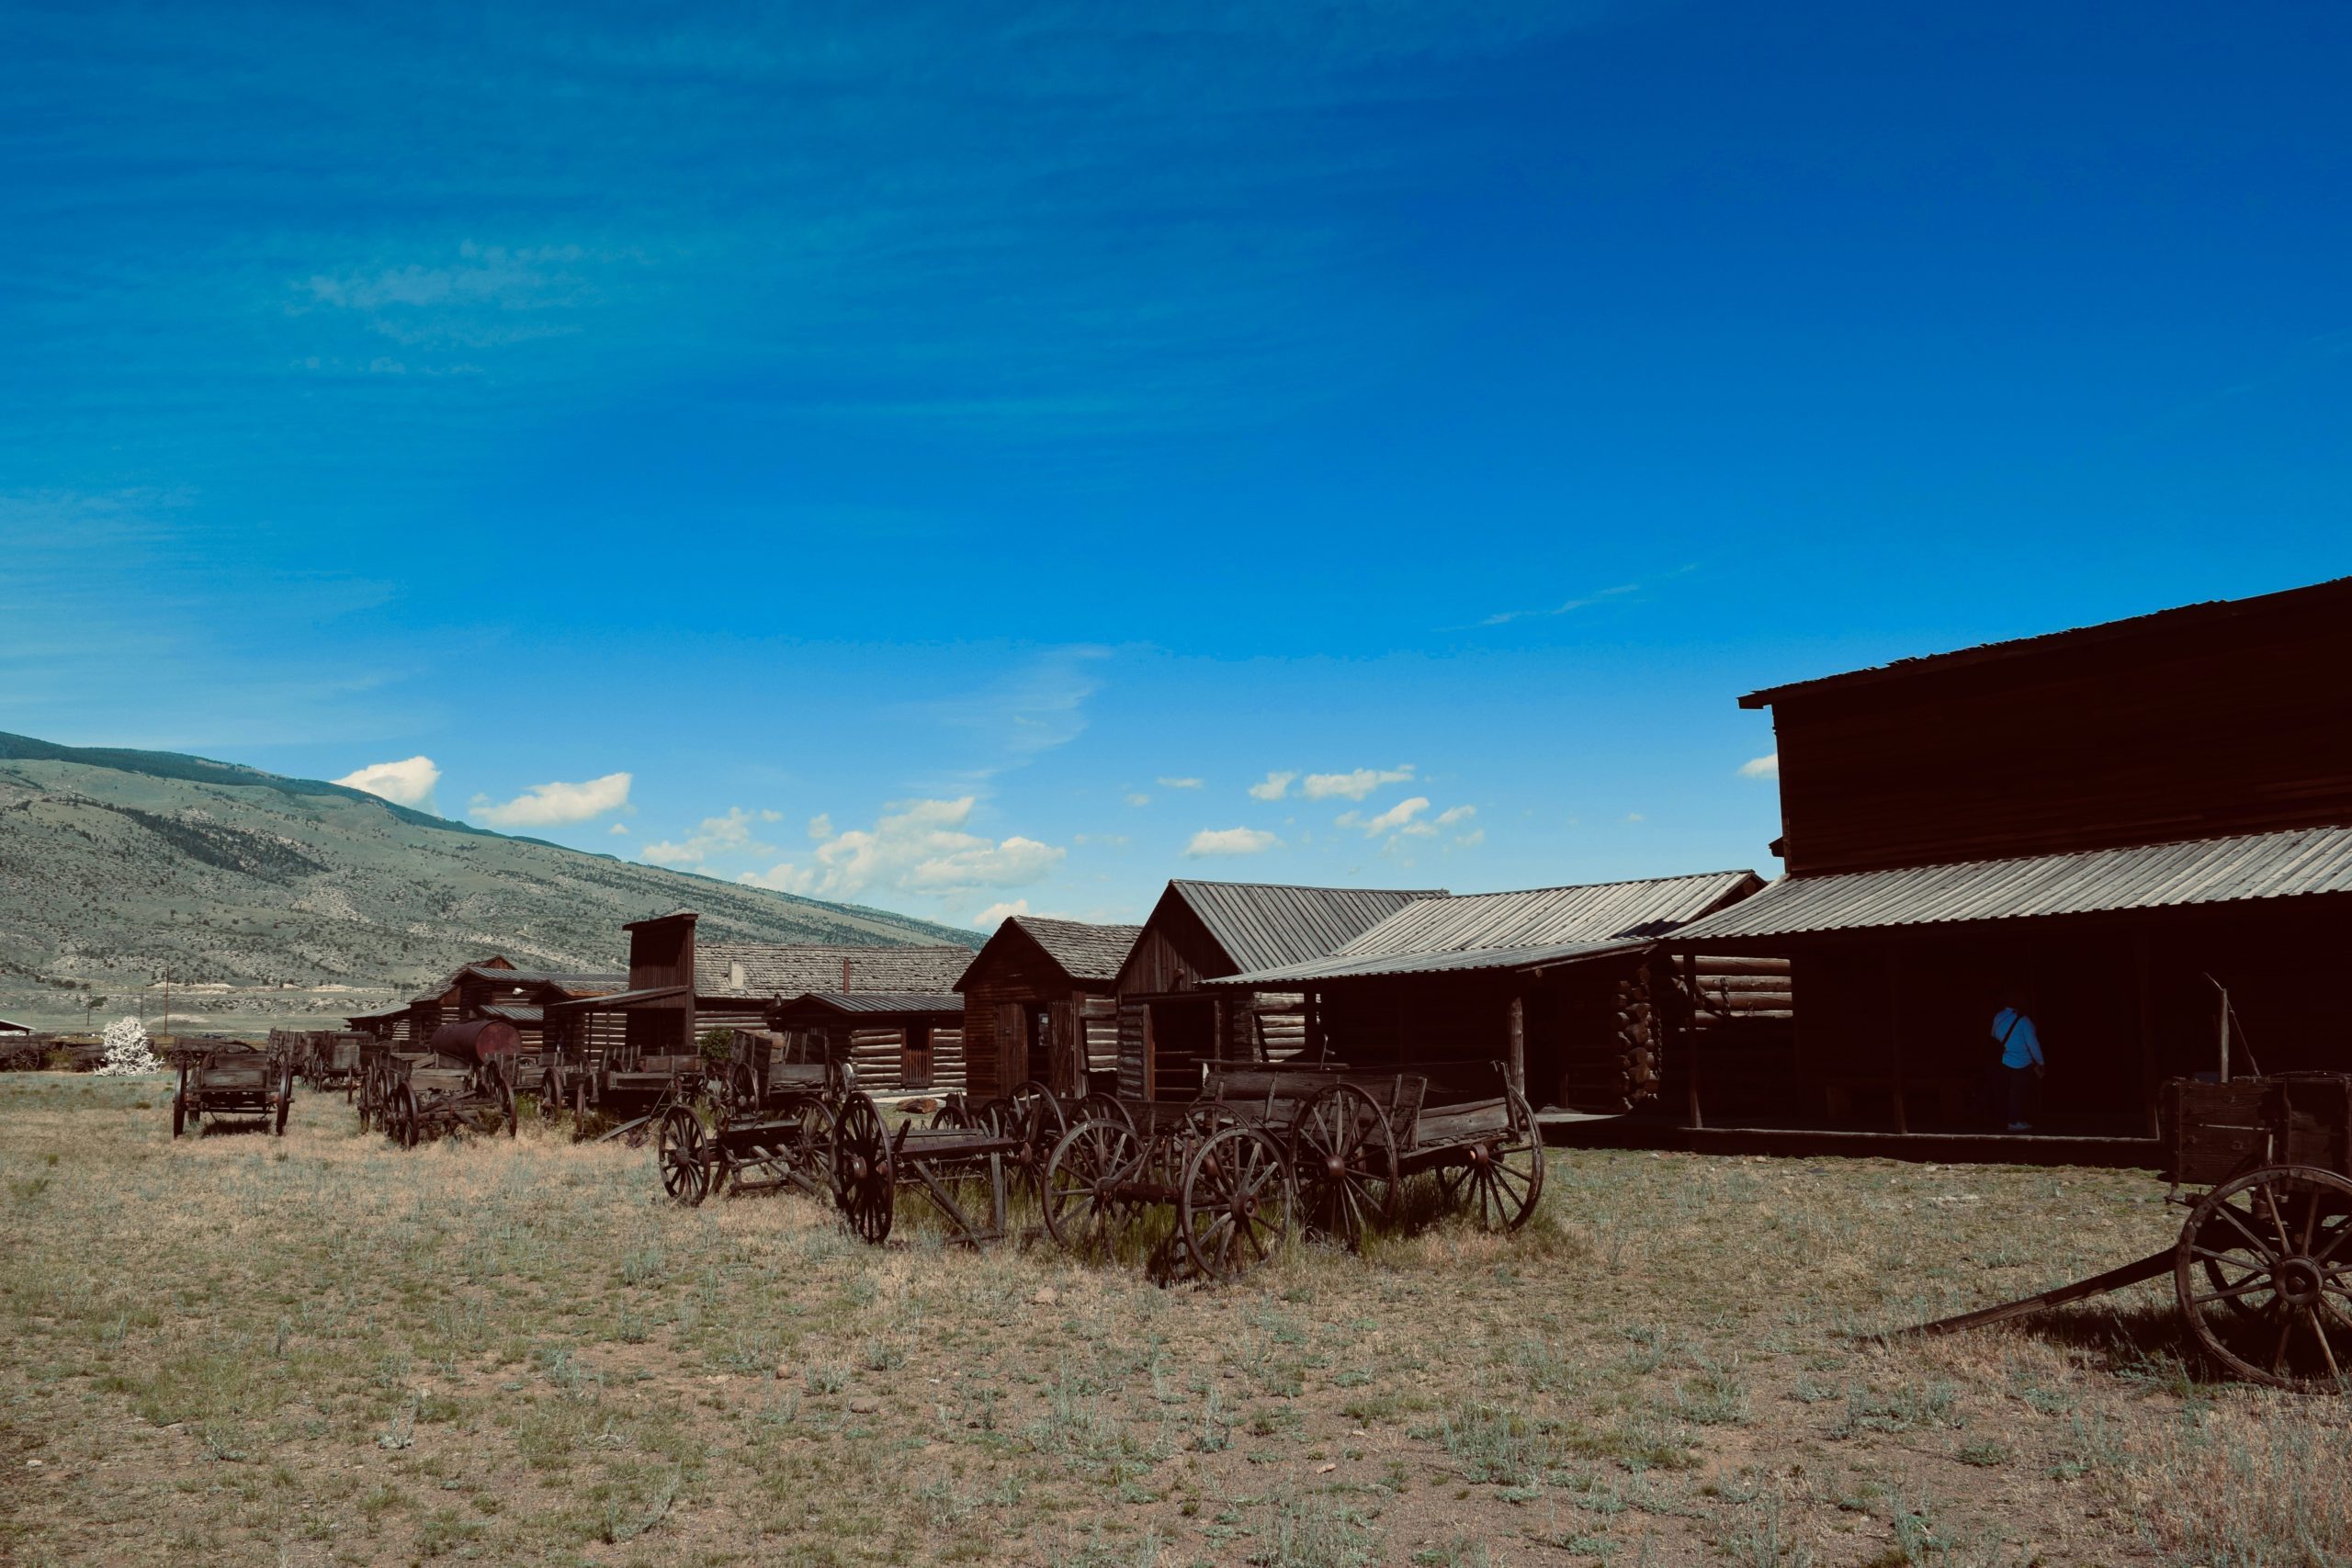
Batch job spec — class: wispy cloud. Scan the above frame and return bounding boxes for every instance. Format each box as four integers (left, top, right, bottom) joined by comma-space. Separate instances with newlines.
640, 806, 777, 866
1301, 764, 1415, 801
469, 772, 634, 828
1184, 826, 1279, 857
1474, 565, 1699, 628
1247, 770, 1297, 801
1359, 796, 1430, 836
334, 755, 441, 813
740, 796, 1066, 905
1738, 752, 1780, 779
1156, 776, 1204, 790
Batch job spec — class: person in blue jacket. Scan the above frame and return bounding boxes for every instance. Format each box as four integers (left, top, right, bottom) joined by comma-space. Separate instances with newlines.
1991, 994, 2044, 1132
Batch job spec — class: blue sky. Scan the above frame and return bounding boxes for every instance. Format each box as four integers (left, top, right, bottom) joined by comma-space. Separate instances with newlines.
4, 0, 2348, 929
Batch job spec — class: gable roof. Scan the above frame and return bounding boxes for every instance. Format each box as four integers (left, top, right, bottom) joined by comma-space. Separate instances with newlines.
1152, 880, 1447, 978
457, 964, 627, 995
1214, 871, 1763, 985
695, 943, 975, 998
988, 917, 1144, 986
1740, 576, 2352, 709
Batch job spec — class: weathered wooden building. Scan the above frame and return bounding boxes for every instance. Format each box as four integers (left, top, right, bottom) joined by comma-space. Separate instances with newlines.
766, 992, 967, 1092
546, 912, 700, 1068
1113, 881, 1443, 1100
956, 916, 1142, 1100
695, 941, 972, 1091
1667, 577, 2352, 1134
1205, 872, 1768, 1111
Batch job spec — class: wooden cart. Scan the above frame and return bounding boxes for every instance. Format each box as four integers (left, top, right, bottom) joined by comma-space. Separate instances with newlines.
831, 1090, 1028, 1247
378, 1021, 521, 1148
1036, 1092, 1295, 1282
1919, 1072, 2352, 1392
173, 1043, 295, 1138
655, 1051, 854, 1207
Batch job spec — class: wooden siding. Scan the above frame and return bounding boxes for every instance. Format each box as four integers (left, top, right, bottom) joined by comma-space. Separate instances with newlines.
1768, 600, 2352, 875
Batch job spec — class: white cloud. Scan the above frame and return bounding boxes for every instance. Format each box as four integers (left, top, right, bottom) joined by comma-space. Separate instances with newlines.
469, 771, 633, 828
808, 813, 834, 840
1247, 770, 1296, 801
1071, 832, 1130, 846
738, 796, 1067, 901
1738, 752, 1780, 779
1156, 776, 1204, 790
1301, 764, 1415, 801
1359, 796, 1430, 836
1623, 812, 1647, 823
334, 755, 441, 812
1435, 805, 1476, 827
973, 899, 1031, 929
608, 822, 629, 836
1454, 828, 1486, 848
1184, 827, 1279, 857
1125, 792, 1151, 807
640, 806, 775, 867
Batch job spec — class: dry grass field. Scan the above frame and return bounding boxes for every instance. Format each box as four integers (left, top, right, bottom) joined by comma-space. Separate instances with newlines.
4, 1073, 2348, 1567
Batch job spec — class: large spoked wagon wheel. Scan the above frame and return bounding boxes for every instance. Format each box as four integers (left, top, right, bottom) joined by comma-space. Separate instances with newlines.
2176, 1165, 2352, 1392
389, 1083, 420, 1150
538, 1070, 562, 1122
973, 1097, 1014, 1138
1043, 1118, 1144, 1261
928, 1096, 970, 1131
498, 1072, 518, 1136
793, 1099, 839, 1197
833, 1092, 896, 1245
275, 1062, 294, 1137
725, 1062, 760, 1121
1011, 1081, 1068, 1182
1077, 1092, 1134, 1136
1438, 1085, 1545, 1232
1178, 1125, 1294, 1283
1290, 1082, 1397, 1252
172, 1066, 189, 1139
657, 1106, 710, 1206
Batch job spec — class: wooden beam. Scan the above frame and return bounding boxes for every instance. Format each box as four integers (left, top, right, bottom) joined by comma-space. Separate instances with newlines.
1505, 992, 1526, 1100
1887, 945, 1909, 1135
1681, 953, 1704, 1131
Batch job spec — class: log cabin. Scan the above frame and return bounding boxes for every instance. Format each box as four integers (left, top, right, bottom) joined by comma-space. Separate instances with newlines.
766, 992, 967, 1093
956, 916, 1143, 1100
1113, 881, 1443, 1100
1204, 872, 1767, 1112
699, 941, 973, 1092
1667, 576, 2352, 1137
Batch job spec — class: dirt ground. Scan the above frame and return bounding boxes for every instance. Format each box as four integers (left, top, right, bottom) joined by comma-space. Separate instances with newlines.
3, 1073, 2347, 1567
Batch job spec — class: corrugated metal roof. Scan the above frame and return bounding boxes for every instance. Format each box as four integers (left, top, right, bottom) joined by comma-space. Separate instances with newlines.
1213, 871, 1762, 985
1668, 826, 2352, 942
696, 943, 975, 998
1012, 918, 1143, 982
477, 1003, 545, 1023
773, 991, 966, 1018
1169, 880, 1446, 976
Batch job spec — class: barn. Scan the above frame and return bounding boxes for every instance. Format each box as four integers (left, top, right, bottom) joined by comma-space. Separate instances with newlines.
1204, 872, 1767, 1112
955, 916, 1142, 1100
1113, 881, 1442, 1100
1666, 577, 2352, 1139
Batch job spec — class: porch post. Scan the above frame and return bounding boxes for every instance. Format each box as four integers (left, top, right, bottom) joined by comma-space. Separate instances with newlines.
1886, 944, 1909, 1135
1505, 991, 1527, 1100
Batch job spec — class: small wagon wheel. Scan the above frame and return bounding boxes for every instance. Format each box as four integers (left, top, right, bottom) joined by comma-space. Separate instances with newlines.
2175, 1165, 2352, 1392
1289, 1082, 1397, 1252
538, 1069, 563, 1122
973, 1097, 1014, 1139
572, 1072, 587, 1124
498, 1071, 517, 1136
833, 1091, 896, 1245
1077, 1092, 1135, 1136
1438, 1084, 1546, 1232
727, 1061, 760, 1120
1178, 1124, 1294, 1283
172, 1065, 188, 1139
928, 1095, 971, 1131
1011, 1081, 1068, 1179
1043, 1117, 1144, 1260
275, 1061, 293, 1137
390, 1082, 420, 1150
657, 1106, 710, 1206
793, 1097, 840, 1197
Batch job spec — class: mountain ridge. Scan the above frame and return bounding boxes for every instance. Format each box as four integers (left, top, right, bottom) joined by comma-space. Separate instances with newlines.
0, 733, 975, 1031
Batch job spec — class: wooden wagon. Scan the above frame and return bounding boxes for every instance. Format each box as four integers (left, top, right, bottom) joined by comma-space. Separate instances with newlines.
1038, 1057, 1546, 1280
173, 1043, 295, 1138
542, 1043, 707, 1141
378, 1021, 521, 1148
831, 1090, 1029, 1247
655, 1045, 855, 1207
1920, 1072, 2352, 1391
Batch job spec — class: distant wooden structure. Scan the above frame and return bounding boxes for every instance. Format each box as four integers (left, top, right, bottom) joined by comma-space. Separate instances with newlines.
766, 993, 967, 1092
1668, 576, 2352, 1136
1206, 873, 1768, 1112
1113, 881, 1443, 1100
956, 916, 1142, 1100
546, 911, 700, 1069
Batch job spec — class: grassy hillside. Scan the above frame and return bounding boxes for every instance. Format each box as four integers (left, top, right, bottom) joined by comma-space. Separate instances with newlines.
0, 734, 973, 1031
